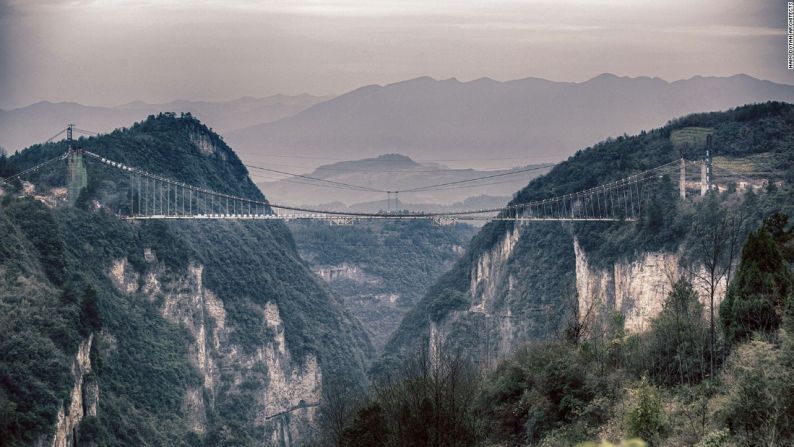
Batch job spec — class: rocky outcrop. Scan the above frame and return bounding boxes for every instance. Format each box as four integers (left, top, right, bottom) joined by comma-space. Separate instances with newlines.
470, 225, 521, 313
259, 302, 322, 443
51, 335, 97, 447
574, 238, 728, 334
190, 131, 226, 159
419, 224, 534, 367
315, 263, 376, 284
422, 225, 730, 369
109, 258, 139, 294
108, 255, 321, 445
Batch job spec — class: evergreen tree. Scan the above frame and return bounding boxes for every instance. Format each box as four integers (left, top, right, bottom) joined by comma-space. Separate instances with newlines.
80, 286, 102, 335
720, 227, 793, 344
646, 279, 710, 385
763, 212, 794, 264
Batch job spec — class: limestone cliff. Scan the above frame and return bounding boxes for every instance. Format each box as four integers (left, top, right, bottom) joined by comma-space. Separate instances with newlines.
109, 255, 322, 445
574, 238, 727, 334
407, 223, 729, 372
470, 225, 521, 314
51, 335, 97, 447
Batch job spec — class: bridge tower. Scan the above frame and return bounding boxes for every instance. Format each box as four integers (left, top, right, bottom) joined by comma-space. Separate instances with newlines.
700, 136, 713, 196
679, 158, 686, 199
66, 124, 87, 206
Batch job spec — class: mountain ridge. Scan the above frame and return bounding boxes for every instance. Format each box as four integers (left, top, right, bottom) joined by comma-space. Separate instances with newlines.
0, 94, 331, 154
227, 74, 794, 169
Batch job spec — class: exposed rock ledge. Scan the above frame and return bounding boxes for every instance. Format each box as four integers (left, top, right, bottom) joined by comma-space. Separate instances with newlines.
108, 256, 322, 445
574, 238, 727, 334
51, 335, 97, 447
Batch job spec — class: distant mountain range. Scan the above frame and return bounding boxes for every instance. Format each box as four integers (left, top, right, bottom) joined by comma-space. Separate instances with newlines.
0, 94, 331, 153
256, 153, 552, 208
6, 73, 794, 176
227, 74, 794, 169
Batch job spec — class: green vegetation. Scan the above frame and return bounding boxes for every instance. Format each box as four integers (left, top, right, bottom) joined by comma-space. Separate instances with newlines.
359, 102, 794, 446
642, 279, 710, 385
330, 350, 482, 447
670, 126, 713, 150
0, 199, 199, 445
1, 114, 372, 445
718, 336, 794, 446
337, 215, 793, 445
623, 378, 665, 444
720, 224, 793, 344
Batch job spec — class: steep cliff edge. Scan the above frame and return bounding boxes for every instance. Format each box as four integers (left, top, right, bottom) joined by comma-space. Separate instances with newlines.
1, 113, 372, 446
50, 335, 96, 447
378, 102, 794, 373
573, 238, 728, 334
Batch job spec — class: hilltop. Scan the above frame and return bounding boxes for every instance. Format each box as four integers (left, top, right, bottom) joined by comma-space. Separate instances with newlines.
1, 113, 371, 446
257, 153, 551, 208
0, 94, 330, 153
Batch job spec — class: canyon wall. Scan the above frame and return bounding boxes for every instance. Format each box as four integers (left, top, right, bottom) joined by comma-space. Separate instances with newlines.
109, 254, 321, 446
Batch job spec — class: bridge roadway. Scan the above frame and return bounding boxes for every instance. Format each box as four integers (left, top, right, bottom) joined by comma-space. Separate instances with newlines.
123, 213, 634, 222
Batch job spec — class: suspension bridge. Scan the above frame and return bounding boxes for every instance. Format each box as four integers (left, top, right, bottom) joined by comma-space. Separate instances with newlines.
0, 125, 729, 224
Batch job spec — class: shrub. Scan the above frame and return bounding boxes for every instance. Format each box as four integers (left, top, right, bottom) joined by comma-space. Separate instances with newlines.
718, 335, 794, 446
476, 341, 607, 445
644, 279, 710, 385
624, 377, 665, 446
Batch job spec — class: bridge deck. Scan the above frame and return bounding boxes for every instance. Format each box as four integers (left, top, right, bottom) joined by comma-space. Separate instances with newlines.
124, 214, 635, 222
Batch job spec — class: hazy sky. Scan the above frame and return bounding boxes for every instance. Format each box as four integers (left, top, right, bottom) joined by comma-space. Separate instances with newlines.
0, 0, 791, 109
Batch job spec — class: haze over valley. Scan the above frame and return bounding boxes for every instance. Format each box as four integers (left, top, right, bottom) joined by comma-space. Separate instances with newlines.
2, 0, 794, 446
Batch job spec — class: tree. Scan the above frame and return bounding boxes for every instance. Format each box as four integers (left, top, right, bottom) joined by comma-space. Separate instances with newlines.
341, 403, 389, 447
645, 279, 710, 385
340, 349, 482, 447
0, 146, 13, 178
689, 193, 745, 375
719, 337, 794, 446
319, 377, 363, 446
80, 286, 102, 335
762, 212, 794, 264
720, 227, 793, 344
624, 377, 665, 446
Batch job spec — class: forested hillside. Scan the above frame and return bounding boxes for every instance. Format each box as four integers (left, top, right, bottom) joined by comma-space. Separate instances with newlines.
0, 114, 372, 446
379, 101, 794, 373
340, 102, 794, 446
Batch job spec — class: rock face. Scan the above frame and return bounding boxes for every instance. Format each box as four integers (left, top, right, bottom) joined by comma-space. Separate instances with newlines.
190, 131, 226, 159
260, 302, 322, 444
51, 335, 97, 447
315, 263, 376, 283
414, 224, 729, 371
470, 226, 521, 314
109, 255, 322, 445
419, 225, 537, 370
574, 238, 728, 334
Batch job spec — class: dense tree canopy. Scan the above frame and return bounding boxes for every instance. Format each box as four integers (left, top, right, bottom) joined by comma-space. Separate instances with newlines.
720, 226, 793, 343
